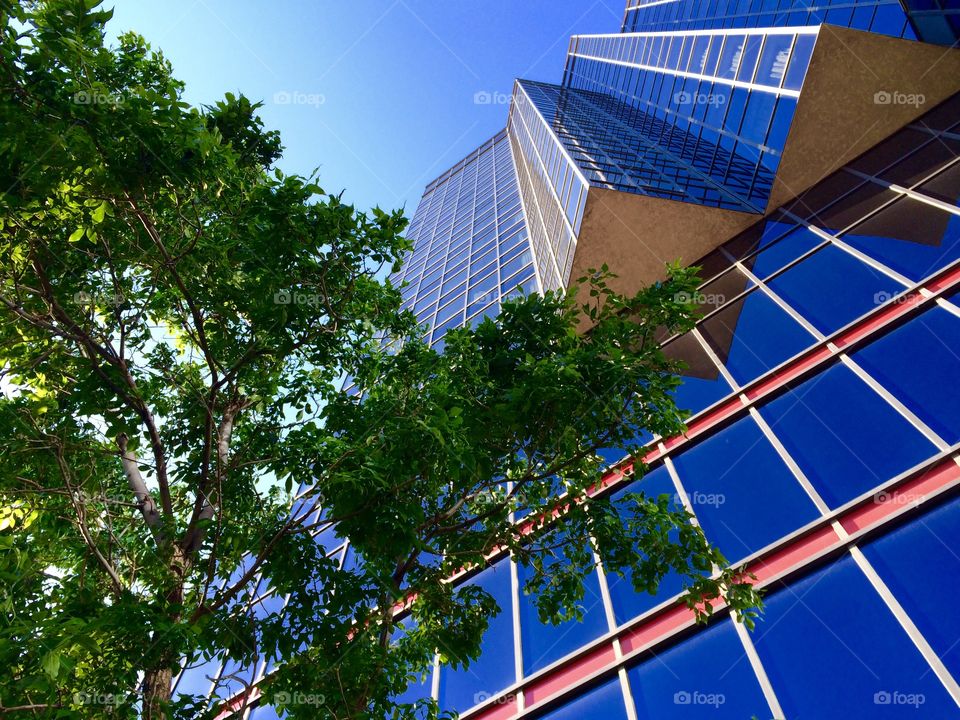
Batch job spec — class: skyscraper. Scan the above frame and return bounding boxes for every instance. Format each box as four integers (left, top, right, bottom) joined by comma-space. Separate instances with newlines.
206, 3, 960, 718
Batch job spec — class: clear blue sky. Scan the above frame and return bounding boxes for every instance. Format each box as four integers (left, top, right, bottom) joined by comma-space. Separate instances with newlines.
106, 0, 625, 216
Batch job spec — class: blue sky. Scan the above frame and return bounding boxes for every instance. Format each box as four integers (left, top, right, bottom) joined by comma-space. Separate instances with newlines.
106, 0, 624, 216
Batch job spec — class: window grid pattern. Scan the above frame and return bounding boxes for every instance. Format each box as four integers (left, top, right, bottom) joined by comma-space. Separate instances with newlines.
562, 28, 818, 209
508, 80, 589, 291
237, 97, 960, 720
622, 0, 918, 41
389, 129, 535, 350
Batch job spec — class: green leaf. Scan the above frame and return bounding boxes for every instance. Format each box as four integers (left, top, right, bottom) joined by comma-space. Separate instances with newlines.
68, 227, 84, 242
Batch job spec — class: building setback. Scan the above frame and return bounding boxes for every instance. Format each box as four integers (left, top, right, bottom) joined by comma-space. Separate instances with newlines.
200, 2, 960, 718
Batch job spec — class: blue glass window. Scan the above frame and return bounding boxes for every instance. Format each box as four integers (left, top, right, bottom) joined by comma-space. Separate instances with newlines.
438, 561, 515, 713
539, 678, 628, 720
605, 466, 688, 625
853, 306, 960, 443
862, 495, 960, 680
756, 34, 793, 86
752, 554, 959, 719
517, 557, 608, 675
766, 244, 905, 334
627, 618, 770, 720
840, 198, 960, 282
783, 34, 816, 91
698, 288, 817, 386
671, 416, 820, 560
758, 362, 936, 507
749, 225, 822, 278
663, 332, 734, 418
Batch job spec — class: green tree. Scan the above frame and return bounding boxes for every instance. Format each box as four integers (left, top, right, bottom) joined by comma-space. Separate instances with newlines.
0, 1, 760, 718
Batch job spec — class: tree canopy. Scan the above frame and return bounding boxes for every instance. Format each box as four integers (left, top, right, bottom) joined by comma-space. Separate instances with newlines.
0, 2, 760, 718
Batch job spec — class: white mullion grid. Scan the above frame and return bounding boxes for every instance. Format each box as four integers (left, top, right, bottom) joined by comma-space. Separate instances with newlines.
558, 83, 753, 210
837, 354, 951, 451
736, 245, 953, 452
844, 166, 960, 219
509, 552, 526, 711
515, 80, 590, 188
591, 538, 637, 720
508, 105, 567, 289
690, 325, 743, 391
734, 259, 826, 341
749, 406, 832, 515
732, 617, 787, 720
513, 82, 592, 255
567, 51, 802, 99
849, 546, 960, 708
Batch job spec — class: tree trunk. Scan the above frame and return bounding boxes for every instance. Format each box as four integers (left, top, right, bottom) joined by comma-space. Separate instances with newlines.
143, 666, 173, 719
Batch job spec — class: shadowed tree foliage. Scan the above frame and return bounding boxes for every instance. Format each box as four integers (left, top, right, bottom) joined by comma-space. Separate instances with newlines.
0, 1, 761, 718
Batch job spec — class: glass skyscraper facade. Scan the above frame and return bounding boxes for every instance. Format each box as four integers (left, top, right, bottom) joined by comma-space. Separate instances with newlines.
207, 3, 960, 719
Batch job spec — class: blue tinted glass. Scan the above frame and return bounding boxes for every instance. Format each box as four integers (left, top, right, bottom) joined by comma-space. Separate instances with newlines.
174, 657, 220, 698
540, 678, 628, 720
701, 289, 816, 386
517, 557, 608, 675
606, 466, 688, 625
671, 416, 820, 560
249, 704, 286, 720
752, 554, 959, 719
628, 618, 769, 720
665, 333, 734, 417
853, 306, 960, 443
755, 34, 793, 86
840, 199, 960, 282
759, 363, 935, 507
392, 617, 434, 708
767, 245, 905, 334
862, 495, 960, 679
783, 34, 816, 90
438, 561, 515, 713
749, 225, 822, 278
